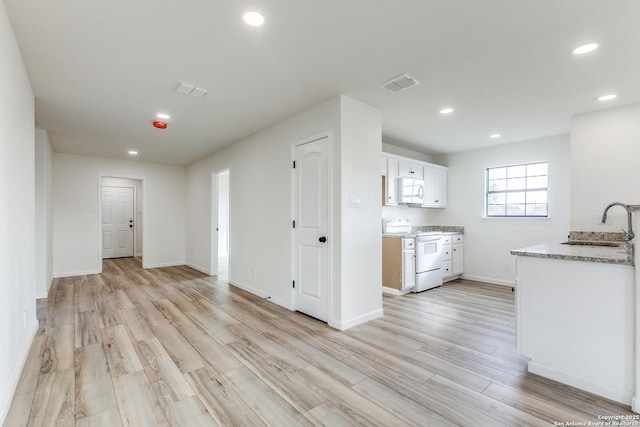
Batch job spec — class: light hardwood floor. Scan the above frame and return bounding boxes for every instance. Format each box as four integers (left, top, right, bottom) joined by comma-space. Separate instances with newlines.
4, 258, 639, 426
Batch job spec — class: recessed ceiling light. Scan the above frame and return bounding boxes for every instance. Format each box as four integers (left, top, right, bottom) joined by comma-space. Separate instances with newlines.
128, 150, 138, 155
598, 94, 618, 101
572, 42, 599, 55
440, 107, 454, 114
490, 134, 501, 139
156, 113, 170, 119
243, 11, 264, 26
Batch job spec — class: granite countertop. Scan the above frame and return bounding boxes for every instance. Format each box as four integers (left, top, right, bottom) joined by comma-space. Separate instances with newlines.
511, 242, 634, 265
383, 225, 464, 238
413, 225, 464, 233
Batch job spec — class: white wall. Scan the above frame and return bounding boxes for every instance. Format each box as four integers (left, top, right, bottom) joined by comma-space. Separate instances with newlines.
186, 95, 382, 329
571, 103, 640, 231
186, 97, 341, 303
0, 3, 37, 423
338, 97, 383, 326
102, 176, 144, 256
35, 129, 53, 298
433, 134, 571, 285
53, 153, 186, 276
382, 142, 433, 163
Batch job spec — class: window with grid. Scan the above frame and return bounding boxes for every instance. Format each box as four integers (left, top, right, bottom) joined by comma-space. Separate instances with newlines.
486, 162, 548, 217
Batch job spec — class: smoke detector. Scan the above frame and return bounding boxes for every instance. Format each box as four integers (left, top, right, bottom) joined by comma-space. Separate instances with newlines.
379, 74, 419, 93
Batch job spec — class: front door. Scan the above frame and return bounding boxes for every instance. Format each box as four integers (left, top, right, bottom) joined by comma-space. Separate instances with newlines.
102, 186, 134, 258
294, 136, 329, 322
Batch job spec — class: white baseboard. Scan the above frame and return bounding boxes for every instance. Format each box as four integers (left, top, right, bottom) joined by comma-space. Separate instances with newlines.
528, 361, 632, 406
1, 323, 38, 426
185, 262, 211, 275
461, 274, 515, 287
229, 279, 291, 311
329, 308, 384, 331
143, 261, 185, 269
382, 286, 411, 296
53, 269, 100, 278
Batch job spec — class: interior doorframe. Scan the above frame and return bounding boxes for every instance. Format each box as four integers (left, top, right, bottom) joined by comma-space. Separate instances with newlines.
97, 174, 146, 273
290, 131, 333, 318
211, 167, 230, 276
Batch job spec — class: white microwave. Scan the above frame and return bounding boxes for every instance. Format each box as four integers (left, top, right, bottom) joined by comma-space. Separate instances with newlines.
398, 178, 424, 204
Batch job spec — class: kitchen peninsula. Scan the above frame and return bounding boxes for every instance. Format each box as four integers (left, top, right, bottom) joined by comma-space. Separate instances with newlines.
511, 235, 635, 406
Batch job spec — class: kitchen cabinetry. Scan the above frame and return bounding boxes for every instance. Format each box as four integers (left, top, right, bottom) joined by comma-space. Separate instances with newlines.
382, 237, 415, 292
514, 255, 634, 404
381, 152, 448, 209
422, 164, 447, 208
382, 156, 398, 206
442, 233, 463, 281
398, 160, 424, 179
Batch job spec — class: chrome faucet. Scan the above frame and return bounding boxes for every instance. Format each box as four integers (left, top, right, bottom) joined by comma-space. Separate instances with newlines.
601, 202, 634, 241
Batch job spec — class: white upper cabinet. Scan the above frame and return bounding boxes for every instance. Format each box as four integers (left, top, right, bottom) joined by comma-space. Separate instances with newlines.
382, 153, 447, 208
423, 164, 447, 208
384, 157, 399, 206
398, 160, 424, 179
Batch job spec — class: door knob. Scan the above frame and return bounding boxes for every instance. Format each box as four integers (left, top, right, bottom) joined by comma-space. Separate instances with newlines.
130, 224, 133, 228
319, 236, 327, 243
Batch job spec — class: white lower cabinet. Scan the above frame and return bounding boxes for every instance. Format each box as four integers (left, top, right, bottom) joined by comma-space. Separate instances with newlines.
402, 247, 416, 290
442, 233, 463, 281
382, 236, 415, 291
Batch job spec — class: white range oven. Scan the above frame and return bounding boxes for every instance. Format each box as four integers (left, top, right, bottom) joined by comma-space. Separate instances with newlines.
383, 218, 444, 293
412, 232, 444, 292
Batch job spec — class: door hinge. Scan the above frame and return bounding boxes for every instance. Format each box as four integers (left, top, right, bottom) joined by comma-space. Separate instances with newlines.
292, 220, 296, 228
293, 160, 296, 169
292, 280, 295, 288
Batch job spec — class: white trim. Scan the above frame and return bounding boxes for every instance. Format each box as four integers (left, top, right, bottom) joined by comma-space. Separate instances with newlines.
230, 280, 292, 311
528, 361, 632, 406
381, 286, 412, 295
329, 309, 384, 331
97, 174, 146, 270
53, 269, 101, 278
144, 261, 185, 269
291, 131, 333, 323
185, 262, 212, 275
461, 274, 515, 287
1, 324, 38, 426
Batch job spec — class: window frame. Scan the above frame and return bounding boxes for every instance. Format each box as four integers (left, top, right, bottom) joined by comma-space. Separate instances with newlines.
485, 161, 549, 218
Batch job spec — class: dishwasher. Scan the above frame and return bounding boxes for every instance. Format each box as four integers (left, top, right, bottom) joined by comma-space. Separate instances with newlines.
412, 232, 444, 292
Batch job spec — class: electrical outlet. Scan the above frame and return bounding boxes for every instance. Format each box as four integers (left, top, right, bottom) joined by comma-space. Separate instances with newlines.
252, 268, 257, 278
504, 263, 511, 272
24, 310, 27, 327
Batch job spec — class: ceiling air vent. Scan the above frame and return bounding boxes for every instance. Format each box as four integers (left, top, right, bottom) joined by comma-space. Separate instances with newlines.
379, 74, 419, 93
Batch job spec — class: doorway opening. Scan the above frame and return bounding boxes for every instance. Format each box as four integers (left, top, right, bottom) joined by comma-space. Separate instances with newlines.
101, 177, 143, 265
213, 169, 230, 279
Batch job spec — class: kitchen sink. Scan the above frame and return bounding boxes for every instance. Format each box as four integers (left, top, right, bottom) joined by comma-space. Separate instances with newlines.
561, 241, 625, 247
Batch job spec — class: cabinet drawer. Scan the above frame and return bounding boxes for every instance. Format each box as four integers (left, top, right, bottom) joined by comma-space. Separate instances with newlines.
453, 234, 463, 243
441, 261, 452, 278
402, 238, 415, 250
441, 235, 452, 245
442, 244, 452, 261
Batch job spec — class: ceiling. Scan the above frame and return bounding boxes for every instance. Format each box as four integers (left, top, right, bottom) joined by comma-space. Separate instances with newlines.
5, 0, 640, 166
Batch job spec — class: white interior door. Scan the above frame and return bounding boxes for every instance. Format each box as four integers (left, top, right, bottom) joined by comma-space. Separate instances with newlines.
294, 136, 329, 322
212, 169, 230, 276
102, 186, 134, 259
